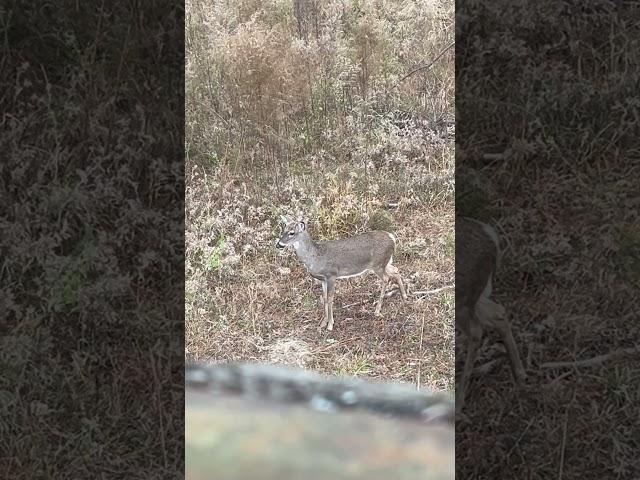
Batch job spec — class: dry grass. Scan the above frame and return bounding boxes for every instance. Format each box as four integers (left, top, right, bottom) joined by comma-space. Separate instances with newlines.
186, 169, 455, 392
456, 1, 640, 478
457, 162, 640, 478
2, 2, 184, 478
186, 0, 455, 393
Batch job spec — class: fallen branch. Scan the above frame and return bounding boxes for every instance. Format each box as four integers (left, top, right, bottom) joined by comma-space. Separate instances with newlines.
413, 285, 454, 297
541, 346, 640, 369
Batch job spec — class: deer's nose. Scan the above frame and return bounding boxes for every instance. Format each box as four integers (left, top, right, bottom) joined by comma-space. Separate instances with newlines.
276, 241, 285, 249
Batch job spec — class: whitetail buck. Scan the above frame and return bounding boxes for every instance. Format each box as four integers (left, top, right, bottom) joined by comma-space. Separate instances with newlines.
276, 216, 408, 331
456, 216, 526, 413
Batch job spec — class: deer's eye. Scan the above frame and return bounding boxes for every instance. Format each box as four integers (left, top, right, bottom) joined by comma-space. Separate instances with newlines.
288, 231, 295, 236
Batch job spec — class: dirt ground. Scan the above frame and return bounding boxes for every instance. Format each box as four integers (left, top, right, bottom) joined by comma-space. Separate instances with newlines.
186, 183, 455, 393
455, 161, 640, 478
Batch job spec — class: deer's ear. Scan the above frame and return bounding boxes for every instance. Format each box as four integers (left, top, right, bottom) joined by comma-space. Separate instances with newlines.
297, 221, 306, 231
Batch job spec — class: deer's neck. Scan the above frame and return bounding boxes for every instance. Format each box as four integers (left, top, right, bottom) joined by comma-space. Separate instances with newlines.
293, 232, 320, 270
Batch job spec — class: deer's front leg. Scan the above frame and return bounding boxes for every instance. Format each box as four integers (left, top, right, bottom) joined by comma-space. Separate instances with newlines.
315, 278, 325, 306
326, 278, 336, 330
319, 280, 329, 330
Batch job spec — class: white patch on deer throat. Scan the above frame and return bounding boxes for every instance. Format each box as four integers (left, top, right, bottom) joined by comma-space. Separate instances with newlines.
386, 232, 397, 244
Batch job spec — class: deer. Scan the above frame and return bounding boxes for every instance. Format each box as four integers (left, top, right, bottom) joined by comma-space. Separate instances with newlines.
456, 216, 527, 414
276, 215, 408, 331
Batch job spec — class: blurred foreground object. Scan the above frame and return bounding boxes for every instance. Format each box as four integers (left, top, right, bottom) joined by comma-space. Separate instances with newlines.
186, 362, 454, 480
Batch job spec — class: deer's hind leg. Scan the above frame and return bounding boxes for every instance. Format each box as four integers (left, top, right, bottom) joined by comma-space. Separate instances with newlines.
371, 262, 394, 316
477, 297, 527, 383
385, 258, 408, 300
374, 275, 388, 316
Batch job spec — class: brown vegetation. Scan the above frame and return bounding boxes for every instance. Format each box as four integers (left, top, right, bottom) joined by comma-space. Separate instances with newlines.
185, 0, 455, 392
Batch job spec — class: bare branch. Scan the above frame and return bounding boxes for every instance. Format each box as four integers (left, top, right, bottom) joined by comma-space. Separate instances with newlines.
413, 285, 454, 297
394, 42, 454, 86
541, 346, 640, 369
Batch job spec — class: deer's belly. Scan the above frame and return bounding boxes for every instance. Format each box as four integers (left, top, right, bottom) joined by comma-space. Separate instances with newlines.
307, 268, 370, 281
336, 268, 371, 279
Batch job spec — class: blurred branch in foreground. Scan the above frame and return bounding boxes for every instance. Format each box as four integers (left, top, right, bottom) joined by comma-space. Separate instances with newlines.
186, 362, 454, 480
